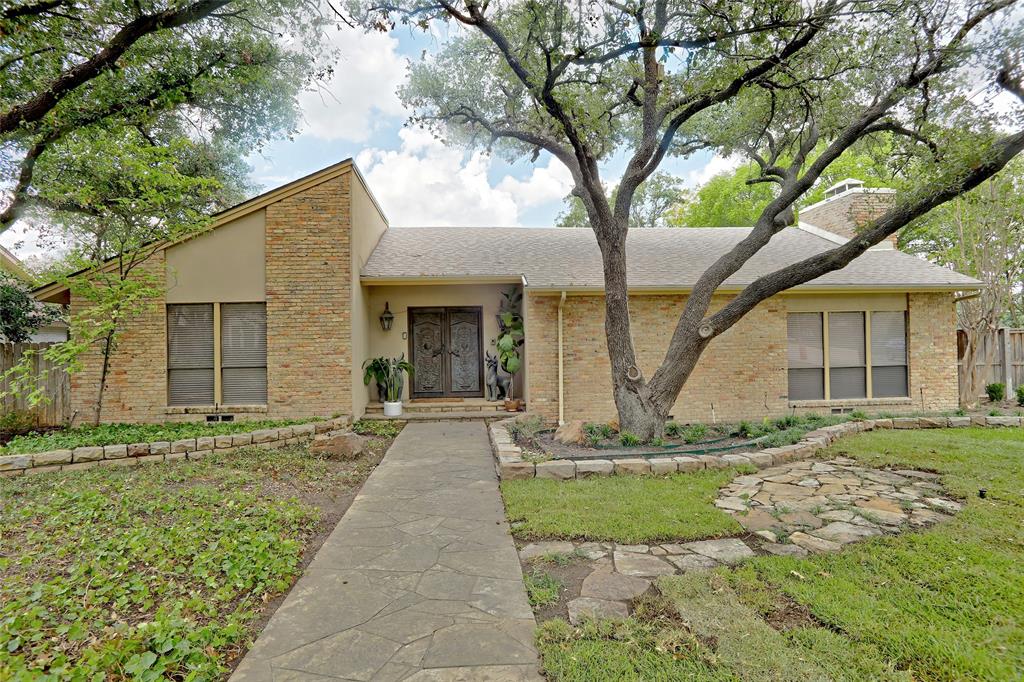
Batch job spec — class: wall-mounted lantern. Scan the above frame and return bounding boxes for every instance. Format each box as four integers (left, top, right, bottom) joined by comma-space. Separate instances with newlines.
380, 302, 394, 331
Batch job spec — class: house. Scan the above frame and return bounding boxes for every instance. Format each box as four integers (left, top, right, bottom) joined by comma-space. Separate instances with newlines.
33, 160, 979, 426
1, 244, 68, 343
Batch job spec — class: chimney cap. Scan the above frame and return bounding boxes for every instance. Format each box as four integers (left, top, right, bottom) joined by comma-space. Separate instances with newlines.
824, 178, 865, 198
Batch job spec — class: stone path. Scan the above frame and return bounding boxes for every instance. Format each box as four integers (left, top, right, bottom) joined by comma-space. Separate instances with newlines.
232, 421, 541, 682
519, 457, 961, 623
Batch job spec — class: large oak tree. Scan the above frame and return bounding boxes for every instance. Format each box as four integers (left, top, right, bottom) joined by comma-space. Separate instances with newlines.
353, 0, 1024, 438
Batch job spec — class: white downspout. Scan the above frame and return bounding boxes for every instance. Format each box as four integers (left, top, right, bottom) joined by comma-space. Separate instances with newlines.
558, 290, 566, 425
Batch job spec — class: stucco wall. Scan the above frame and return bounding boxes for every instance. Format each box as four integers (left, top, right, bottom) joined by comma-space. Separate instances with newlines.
349, 174, 389, 418
165, 211, 265, 303
525, 290, 959, 425
363, 283, 519, 403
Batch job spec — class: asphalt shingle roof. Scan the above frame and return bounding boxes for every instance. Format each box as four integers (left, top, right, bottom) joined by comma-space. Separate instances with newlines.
362, 226, 980, 291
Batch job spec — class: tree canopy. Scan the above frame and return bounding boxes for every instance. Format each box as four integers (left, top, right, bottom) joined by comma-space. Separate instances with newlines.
556, 172, 688, 227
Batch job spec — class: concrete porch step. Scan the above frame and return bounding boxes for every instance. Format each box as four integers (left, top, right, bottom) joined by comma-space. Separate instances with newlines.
364, 399, 507, 415
360, 410, 515, 422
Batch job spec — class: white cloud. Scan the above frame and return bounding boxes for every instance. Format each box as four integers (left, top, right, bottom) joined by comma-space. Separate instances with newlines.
685, 154, 744, 188
297, 28, 407, 143
356, 127, 573, 226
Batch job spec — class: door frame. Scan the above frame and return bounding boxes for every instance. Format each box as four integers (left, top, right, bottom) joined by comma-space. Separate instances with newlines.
408, 306, 484, 399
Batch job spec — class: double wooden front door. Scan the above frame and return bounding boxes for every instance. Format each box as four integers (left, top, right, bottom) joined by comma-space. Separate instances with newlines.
408, 307, 484, 398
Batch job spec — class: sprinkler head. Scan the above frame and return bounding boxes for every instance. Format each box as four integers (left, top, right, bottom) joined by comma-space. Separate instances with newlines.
978, 489, 987, 499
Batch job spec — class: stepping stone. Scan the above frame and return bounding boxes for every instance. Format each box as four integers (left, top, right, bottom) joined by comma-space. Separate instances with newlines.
567, 597, 628, 624
761, 542, 808, 558
576, 543, 607, 560
779, 511, 824, 529
658, 543, 689, 555
909, 509, 949, 526
925, 497, 962, 513
753, 530, 778, 543
895, 469, 941, 480
818, 509, 856, 522
789, 531, 842, 553
666, 553, 720, 572
857, 498, 905, 514
854, 506, 906, 526
519, 541, 575, 560
715, 497, 749, 512
613, 551, 676, 577
735, 510, 783, 532
681, 539, 755, 565
811, 521, 882, 544
580, 569, 650, 601
617, 544, 649, 553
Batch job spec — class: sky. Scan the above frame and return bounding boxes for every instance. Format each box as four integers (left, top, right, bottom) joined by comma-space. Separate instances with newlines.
1, 24, 730, 261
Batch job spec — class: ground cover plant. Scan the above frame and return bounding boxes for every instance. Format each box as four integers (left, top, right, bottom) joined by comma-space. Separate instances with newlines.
525, 427, 1024, 681
0, 417, 325, 454
0, 430, 398, 680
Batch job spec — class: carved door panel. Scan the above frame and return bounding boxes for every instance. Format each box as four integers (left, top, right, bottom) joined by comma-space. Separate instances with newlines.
410, 309, 445, 397
409, 307, 483, 398
447, 309, 482, 396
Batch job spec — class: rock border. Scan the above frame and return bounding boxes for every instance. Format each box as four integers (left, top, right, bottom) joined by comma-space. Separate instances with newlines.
490, 414, 1023, 480
0, 416, 352, 477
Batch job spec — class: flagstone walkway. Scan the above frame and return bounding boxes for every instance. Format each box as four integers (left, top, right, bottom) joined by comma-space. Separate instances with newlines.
231, 421, 541, 682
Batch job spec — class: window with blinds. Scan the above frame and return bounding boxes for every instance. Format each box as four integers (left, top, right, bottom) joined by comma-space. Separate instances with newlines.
871, 311, 908, 397
787, 313, 824, 400
829, 312, 867, 399
221, 303, 267, 404
167, 304, 214, 405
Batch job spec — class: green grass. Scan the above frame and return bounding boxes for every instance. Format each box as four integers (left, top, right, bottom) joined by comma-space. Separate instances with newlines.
530, 427, 1024, 681
0, 444, 374, 680
524, 570, 563, 607
0, 417, 324, 454
352, 419, 403, 439
501, 470, 742, 543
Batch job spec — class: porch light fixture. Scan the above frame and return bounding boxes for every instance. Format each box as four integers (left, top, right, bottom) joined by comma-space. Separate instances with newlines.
379, 302, 394, 331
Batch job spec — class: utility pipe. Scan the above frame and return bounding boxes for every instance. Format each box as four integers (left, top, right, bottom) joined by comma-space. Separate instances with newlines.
558, 290, 566, 425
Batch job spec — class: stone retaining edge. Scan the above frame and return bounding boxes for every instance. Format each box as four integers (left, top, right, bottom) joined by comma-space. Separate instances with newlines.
489, 414, 1023, 481
0, 416, 352, 477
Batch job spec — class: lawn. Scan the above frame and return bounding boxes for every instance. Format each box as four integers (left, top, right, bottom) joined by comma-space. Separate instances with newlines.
0, 438, 390, 680
0, 417, 327, 454
526, 427, 1024, 681
501, 469, 743, 543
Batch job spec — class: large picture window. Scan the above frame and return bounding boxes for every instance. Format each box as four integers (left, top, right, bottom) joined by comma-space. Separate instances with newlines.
167, 302, 267, 406
787, 310, 908, 401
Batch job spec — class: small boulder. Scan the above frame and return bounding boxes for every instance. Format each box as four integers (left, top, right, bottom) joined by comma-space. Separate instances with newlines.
553, 419, 587, 445
309, 432, 368, 460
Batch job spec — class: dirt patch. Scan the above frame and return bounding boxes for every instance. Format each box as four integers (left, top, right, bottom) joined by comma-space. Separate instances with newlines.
526, 432, 760, 460
522, 556, 594, 623
760, 591, 819, 632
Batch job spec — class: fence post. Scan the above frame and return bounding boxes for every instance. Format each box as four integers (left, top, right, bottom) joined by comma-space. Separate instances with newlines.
1003, 328, 1014, 395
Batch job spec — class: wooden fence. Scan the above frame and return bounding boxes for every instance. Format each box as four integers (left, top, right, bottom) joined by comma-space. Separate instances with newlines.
0, 342, 70, 427
957, 328, 1024, 399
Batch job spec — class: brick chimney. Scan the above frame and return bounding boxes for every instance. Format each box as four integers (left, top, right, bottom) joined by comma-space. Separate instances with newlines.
799, 179, 898, 248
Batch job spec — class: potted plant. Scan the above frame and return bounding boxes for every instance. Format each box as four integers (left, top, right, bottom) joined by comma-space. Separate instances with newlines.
497, 288, 524, 411
364, 355, 414, 416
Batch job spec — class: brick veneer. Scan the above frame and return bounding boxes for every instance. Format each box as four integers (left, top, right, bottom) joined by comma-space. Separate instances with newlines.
526, 290, 959, 424
800, 189, 896, 241
70, 255, 168, 425
265, 173, 353, 419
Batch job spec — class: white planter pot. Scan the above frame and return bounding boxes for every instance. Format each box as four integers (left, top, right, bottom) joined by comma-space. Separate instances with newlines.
383, 401, 403, 418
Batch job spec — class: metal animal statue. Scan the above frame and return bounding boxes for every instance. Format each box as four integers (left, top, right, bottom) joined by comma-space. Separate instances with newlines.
485, 352, 512, 401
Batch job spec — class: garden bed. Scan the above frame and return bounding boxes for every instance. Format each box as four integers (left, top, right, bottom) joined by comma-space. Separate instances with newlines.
0, 421, 403, 680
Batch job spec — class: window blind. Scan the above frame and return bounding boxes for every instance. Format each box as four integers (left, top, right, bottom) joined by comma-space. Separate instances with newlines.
871, 311, 908, 397
221, 303, 267, 404
788, 313, 824, 400
167, 304, 214, 405
829, 312, 866, 399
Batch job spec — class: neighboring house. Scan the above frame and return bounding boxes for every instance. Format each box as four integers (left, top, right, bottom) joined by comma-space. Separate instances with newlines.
33, 161, 979, 426
1, 244, 68, 343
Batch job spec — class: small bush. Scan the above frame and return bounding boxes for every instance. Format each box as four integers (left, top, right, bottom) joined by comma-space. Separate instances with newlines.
0, 409, 38, 435
1017, 385, 1024, 407
682, 423, 708, 444
352, 419, 403, 439
988, 408, 1003, 417
508, 415, 545, 447
619, 431, 641, 447
649, 436, 664, 447
773, 415, 800, 429
663, 421, 683, 438
849, 409, 868, 420
986, 382, 1006, 402
733, 420, 755, 438
584, 422, 615, 445
955, 408, 967, 417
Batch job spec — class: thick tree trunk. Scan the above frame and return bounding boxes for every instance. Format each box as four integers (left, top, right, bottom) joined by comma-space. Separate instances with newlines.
597, 223, 670, 440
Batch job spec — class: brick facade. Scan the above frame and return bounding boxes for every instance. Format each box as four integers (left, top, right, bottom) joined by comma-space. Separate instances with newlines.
70, 256, 168, 425
526, 290, 959, 425
265, 173, 353, 419
800, 188, 897, 244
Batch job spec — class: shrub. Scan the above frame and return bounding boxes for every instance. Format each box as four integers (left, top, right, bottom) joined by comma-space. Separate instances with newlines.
988, 408, 1003, 417
508, 415, 544, 447
619, 431, 641, 447
986, 382, 1006, 402
649, 436, 664, 447
681, 423, 708, 444
0, 409, 38, 435
1017, 385, 1024, 407
849, 409, 868, 420
352, 419, 403, 439
584, 422, 615, 445
773, 415, 800, 429
663, 421, 683, 438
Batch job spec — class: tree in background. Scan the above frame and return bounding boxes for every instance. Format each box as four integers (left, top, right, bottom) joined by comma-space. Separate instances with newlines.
557, 172, 689, 227
676, 163, 776, 227
354, 0, 1024, 438
902, 160, 1024, 406
0, 0, 334, 232
0, 271, 63, 343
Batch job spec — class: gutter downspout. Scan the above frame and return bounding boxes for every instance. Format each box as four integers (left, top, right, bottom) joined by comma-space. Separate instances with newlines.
558, 290, 566, 425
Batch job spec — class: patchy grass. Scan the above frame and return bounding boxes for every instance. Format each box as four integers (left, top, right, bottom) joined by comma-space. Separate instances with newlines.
524, 570, 563, 608
0, 442, 385, 680
502, 470, 742, 544
529, 427, 1024, 681
1, 417, 325, 454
